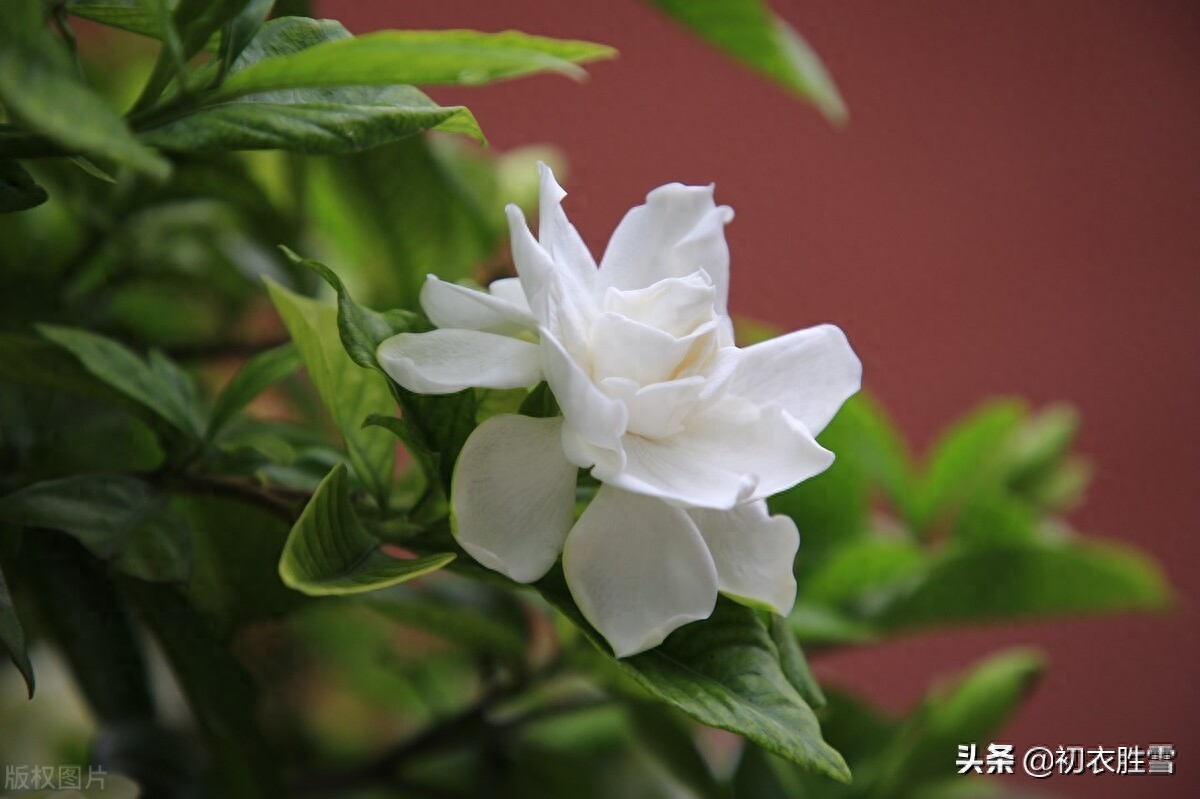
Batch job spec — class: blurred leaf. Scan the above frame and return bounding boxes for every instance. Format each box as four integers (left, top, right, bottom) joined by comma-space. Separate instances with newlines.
125, 578, 280, 797
362, 577, 528, 661
0, 561, 33, 697
626, 701, 723, 799
220, 0, 275, 66
206, 343, 299, 439
0, 0, 170, 179
39, 325, 205, 440
139, 18, 484, 152
0, 335, 153, 418
952, 491, 1037, 548
519, 381, 560, 419
870, 650, 1044, 795
210, 29, 616, 100
134, 0, 250, 107
279, 463, 455, 595
799, 537, 925, 609
768, 613, 826, 709
24, 532, 156, 722
0, 160, 49, 213
732, 744, 811, 799
914, 400, 1025, 532
69, 0, 166, 39
298, 252, 478, 496
788, 604, 876, 646
540, 574, 850, 783
0, 474, 191, 583
265, 279, 396, 509
646, 0, 845, 122
876, 540, 1172, 631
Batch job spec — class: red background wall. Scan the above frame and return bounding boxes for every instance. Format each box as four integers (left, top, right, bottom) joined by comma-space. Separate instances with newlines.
322, 2, 1200, 795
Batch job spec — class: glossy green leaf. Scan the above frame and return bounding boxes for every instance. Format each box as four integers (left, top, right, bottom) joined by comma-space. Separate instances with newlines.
876, 540, 1172, 631
264, 280, 396, 509
0, 474, 191, 583
206, 343, 299, 439
0, 562, 34, 697
540, 573, 849, 782
209, 29, 616, 101
0, 160, 49, 213
38, 325, 205, 440
138, 18, 484, 152
0, 3, 170, 179
646, 0, 845, 122
297, 251, 477, 495
279, 463, 455, 595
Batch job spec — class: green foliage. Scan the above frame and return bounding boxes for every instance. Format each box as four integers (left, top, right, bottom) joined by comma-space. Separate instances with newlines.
279, 463, 455, 595
0, 562, 33, 697
646, 0, 846, 123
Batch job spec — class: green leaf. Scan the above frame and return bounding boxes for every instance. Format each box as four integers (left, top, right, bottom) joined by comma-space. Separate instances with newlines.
206, 343, 299, 440
38, 325, 205, 440
0, 474, 191, 583
208, 29, 616, 101
541, 574, 849, 782
279, 463, 455, 595
0, 335, 153, 419
125, 578, 281, 796
871, 650, 1045, 793
68, 0, 169, 39
0, 561, 34, 697
138, 18, 484, 153
0, 160, 49, 213
768, 613, 826, 709
876, 540, 1172, 631
646, 0, 845, 123
520, 381, 561, 419
625, 702, 723, 799
264, 279, 397, 509
799, 537, 926, 608
361, 578, 528, 661
133, 0, 249, 108
0, 0, 170, 179
914, 400, 1026, 532
295, 251, 477, 496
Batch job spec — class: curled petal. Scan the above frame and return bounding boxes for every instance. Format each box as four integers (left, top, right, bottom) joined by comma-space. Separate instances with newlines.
594, 398, 833, 510
727, 324, 861, 436
598, 183, 734, 314
452, 415, 577, 583
377, 329, 542, 394
537, 162, 598, 277
486, 277, 532, 315
564, 486, 718, 657
687, 502, 799, 614
420, 276, 536, 336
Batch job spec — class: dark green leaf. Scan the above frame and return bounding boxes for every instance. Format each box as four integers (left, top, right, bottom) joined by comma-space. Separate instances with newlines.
206, 343, 299, 439
768, 613, 825, 709
265, 279, 397, 509
0, 335, 152, 419
0, 3, 170, 179
0, 160, 49, 213
125, 578, 280, 796
626, 702, 723, 799
138, 17, 484, 153
220, 0, 274, 66
0, 561, 34, 697
24, 533, 155, 721
208, 29, 616, 101
0, 474, 191, 583
541, 574, 850, 782
646, 0, 845, 122
876, 540, 1172, 631
38, 325, 205, 440
279, 463, 455, 595
69, 1, 168, 39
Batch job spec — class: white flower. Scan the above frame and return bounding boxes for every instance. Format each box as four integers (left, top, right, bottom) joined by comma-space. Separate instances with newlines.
378, 164, 861, 656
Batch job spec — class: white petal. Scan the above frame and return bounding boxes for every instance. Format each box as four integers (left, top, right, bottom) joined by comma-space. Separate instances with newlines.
688, 502, 799, 614
599, 375, 705, 438
377, 329, 542, 394
537, 162, 598, 278
487, 277, 531, 315
453, 415, 577, 583
419, 276, 536, 336
506, 204, 593, 345
540, 327, 627, 460
594, 398, 833, 510
727, 324, 861, 436
598, 183, 734, 315
564, 486, 718, 657
590, 313, 720, 387
602, 271, 718, 339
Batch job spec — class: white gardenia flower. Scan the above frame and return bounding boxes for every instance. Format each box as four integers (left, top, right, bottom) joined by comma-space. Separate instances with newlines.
378, 164, 861, 657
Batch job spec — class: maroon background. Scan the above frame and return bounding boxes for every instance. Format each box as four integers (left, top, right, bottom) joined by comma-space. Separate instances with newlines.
323, 1, 1200, 795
